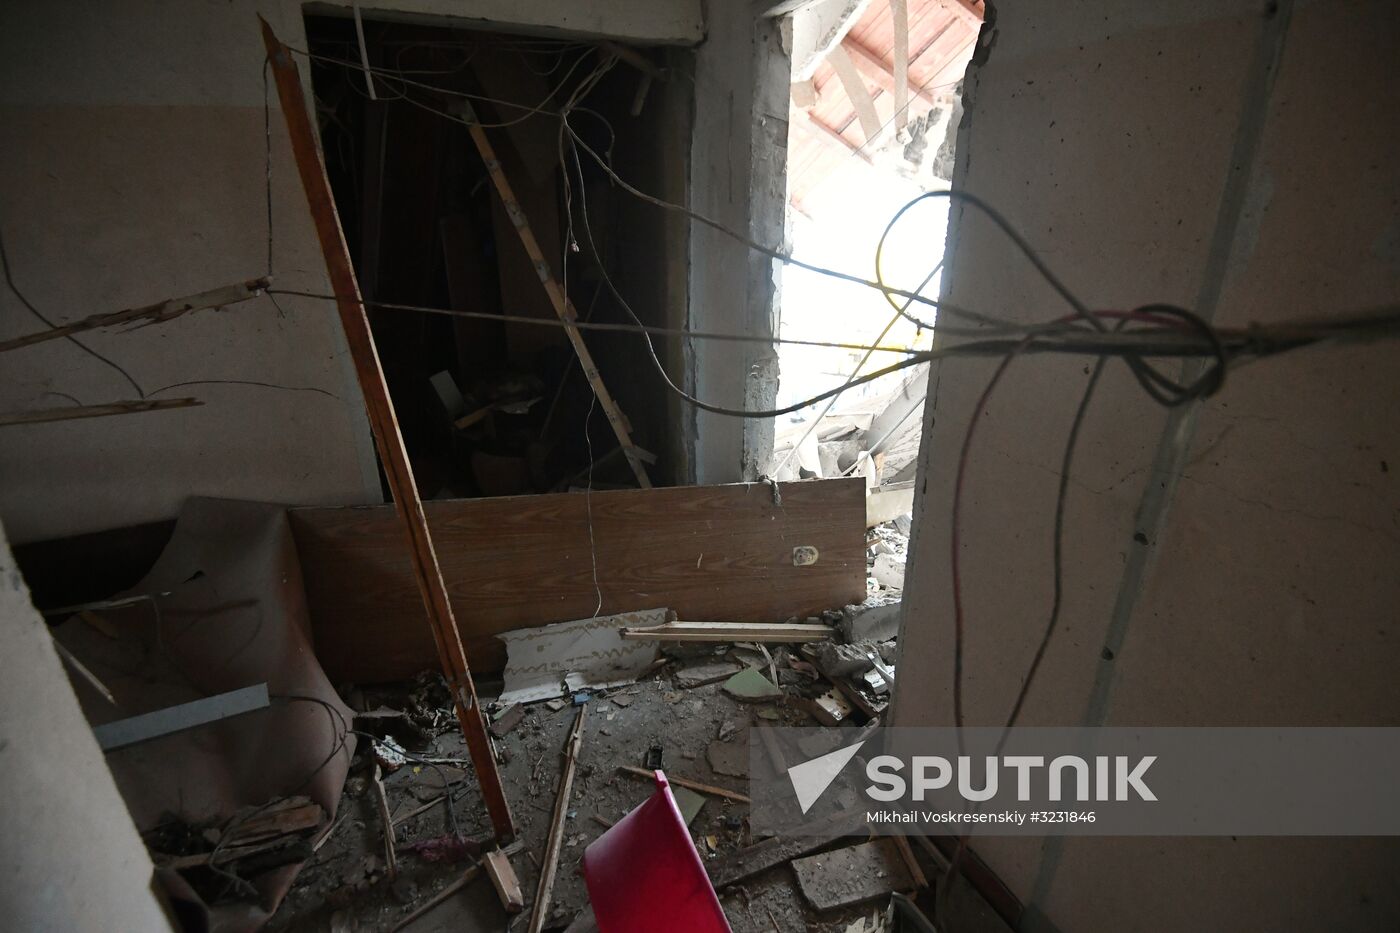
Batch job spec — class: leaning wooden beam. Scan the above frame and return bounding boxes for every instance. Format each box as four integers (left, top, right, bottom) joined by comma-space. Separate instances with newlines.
827, 44, 883, 144
0, 277, 270, 354
0, 397, 201, 428
459, 102, 652, 489
890, 0, 910, 130
620, 620, 836, 643
528, 706, 587, 933
259, 17, 515, 842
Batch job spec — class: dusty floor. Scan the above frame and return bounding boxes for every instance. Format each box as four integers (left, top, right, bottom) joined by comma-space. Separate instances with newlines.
261, 518, 923, 932
266, 666, 907, 932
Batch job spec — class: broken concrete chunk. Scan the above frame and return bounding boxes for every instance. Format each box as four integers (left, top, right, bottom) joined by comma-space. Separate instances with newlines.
721, 668, 782, 702
805, 641, 879, 679
792, 839, 914, 911
872, 554, 906, 590
489, 703, 525, 737
838, 602, 902, 643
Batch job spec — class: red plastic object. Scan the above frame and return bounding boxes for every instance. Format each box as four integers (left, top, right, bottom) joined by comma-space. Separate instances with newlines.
583, 770, 732, 933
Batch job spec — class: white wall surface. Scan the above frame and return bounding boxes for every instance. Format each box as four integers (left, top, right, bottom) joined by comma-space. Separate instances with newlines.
0, 519, 175, 931
892, 0, 1400, 929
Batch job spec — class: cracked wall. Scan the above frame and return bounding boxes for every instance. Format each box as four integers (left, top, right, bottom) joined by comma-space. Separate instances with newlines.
891, 1, 1400, 930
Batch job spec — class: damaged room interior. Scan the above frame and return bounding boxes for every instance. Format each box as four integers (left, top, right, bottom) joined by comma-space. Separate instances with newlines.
2, 1, 1398, 932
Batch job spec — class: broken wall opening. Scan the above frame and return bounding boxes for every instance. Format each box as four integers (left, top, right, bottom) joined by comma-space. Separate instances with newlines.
305, 13, 691, 497
774, 0, 980, 486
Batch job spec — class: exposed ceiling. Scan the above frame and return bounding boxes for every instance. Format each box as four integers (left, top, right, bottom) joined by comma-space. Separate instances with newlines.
786, 0, 983, 208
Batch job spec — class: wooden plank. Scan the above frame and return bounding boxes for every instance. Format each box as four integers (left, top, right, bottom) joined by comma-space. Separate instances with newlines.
484, 847, 525, 913
842, 38, 941, 109
528, 707, 586, 933
290, 478, 866, 682
890, 0, 909, 130
793, 110, 874, 164
827, 44, 883, 144
0, 278, 269, 353
0, 397, 201, 427
461, 103, 651, 488
792, 839, 914, 910
621, 621, 835, 643
259, 19, 515, 842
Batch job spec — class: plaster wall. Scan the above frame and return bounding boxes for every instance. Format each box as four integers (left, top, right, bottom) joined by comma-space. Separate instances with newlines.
0, 520, 175, 932
892, 1, 1400, 929
688, 2, 790, 484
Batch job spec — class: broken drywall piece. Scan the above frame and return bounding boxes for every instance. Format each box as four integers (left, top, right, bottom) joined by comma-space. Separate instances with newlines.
721, 667, 782, 702
676, 659, 744, 689
499, 609, 666, 704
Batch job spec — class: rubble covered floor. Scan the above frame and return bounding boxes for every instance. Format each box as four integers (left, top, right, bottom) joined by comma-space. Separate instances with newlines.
266, 668, 901, 932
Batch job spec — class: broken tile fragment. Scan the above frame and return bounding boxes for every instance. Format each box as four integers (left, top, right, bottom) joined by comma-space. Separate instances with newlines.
672, 786, 707, 826
720, 667, 782, 702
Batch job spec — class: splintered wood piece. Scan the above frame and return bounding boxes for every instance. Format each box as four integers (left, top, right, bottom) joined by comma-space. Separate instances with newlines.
259, 17, 513, 841
528, 706, 587, 933
0, 277, 269, 353
483, 848, 525, 913
372, 765, 398, 879
792, 839, 914, 911
0, 398, 201, 427
616, 766, 750, 804
459, 103, 651, 489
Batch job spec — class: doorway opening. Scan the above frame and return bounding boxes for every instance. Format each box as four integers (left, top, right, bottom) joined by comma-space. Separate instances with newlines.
304, 13, 691, 498
773, 0, 982, 601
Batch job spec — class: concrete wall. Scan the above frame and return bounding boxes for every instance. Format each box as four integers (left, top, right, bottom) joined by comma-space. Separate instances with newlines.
688, 2, 790, 484
0, 520, 175, 931
892, 1, 1400, 930
0, 0, 704, 544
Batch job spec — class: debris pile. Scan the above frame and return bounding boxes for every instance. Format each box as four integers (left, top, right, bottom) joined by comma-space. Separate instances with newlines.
257, 577, 948, 932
